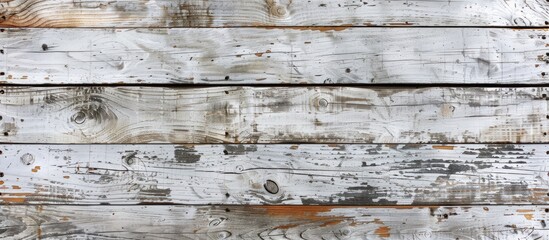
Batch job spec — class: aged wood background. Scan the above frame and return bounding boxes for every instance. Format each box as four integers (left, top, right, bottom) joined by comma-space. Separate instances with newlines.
2, 0, 549, 239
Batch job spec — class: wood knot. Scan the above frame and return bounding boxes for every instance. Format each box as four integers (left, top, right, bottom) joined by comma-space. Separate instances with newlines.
266, 0, 290, 18
264, 179, 279, 194
71, 112, 87, 124
123, 152, 138, 166
318, 98, 329, 108
216, 231, 232, 239
313, 94, 331, 112
20, 153, 35, 165
209, 218, 226, 227
69, 99, 118, 137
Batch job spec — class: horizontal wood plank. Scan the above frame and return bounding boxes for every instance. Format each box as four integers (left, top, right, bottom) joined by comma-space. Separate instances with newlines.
0, 144, 548, 205
1, 205, 548, 239
2, 28, 549, 85
0, 86, 548, 143
1, 0, 549, 27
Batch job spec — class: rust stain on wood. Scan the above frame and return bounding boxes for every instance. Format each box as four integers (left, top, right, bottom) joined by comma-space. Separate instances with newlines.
375, 226, 391, 238
248, 205, 348, 225
274, 223, 300, 229
1, 192, 32, 203
432, 145, 455, 150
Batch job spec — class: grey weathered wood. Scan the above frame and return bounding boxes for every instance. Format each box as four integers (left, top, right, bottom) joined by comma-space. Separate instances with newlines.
2, 28, 549, 85
0, 144, 547, 205
0, 86, 548, 143
1, 0, 549, 27
1, 205, 548, 239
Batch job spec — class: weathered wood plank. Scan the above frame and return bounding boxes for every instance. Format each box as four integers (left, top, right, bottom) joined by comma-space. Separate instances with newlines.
0, 144, 547, 205
1, 205, 548, 239
1, 0, 549, 27
0, 86, 548, 143
2, 28, 549, 85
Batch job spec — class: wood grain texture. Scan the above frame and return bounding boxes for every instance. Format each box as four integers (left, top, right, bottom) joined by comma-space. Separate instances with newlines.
1, 205, 548, 239
1, 0, 549, 27
0, 144, 548, 205
2, 28, 549, 85
0, 86, 549, 143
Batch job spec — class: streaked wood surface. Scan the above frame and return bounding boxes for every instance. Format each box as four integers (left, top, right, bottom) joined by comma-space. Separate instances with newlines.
0, 86, 548, 143
0, 144, 547, 205
2, 28, 549, 85
1, 205, 548, 239
1, 0, 549, 27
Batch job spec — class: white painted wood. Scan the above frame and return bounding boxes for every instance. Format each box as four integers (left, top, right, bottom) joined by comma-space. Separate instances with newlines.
0, 144, 546, 205
1, 0, 549, 27
1, 205, 547, 239
0, 86, 548, 143
1, 28, 548, 84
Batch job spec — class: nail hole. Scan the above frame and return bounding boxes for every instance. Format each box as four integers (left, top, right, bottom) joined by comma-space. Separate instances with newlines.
223, 150, 228, 155
545, 208, 549, 212
224, 91, 229, 94
41, 44, 48, 51
0, 150, 3, 155
443, 214, 449, 219
264, 179, 279, 194
0, 50, 4, 54
0, 172, 3, 177
225, 192, 230, 198
3, 132, 8, 136
224, 76, 229, 80
0, 72, 4, 76
543, 72, 546, 76
543, 93, 547, 98
0, 90, 4, 94
345, 68, 351, 73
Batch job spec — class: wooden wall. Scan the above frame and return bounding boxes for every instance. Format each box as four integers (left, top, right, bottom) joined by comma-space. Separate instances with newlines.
1, 0, 549, 239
